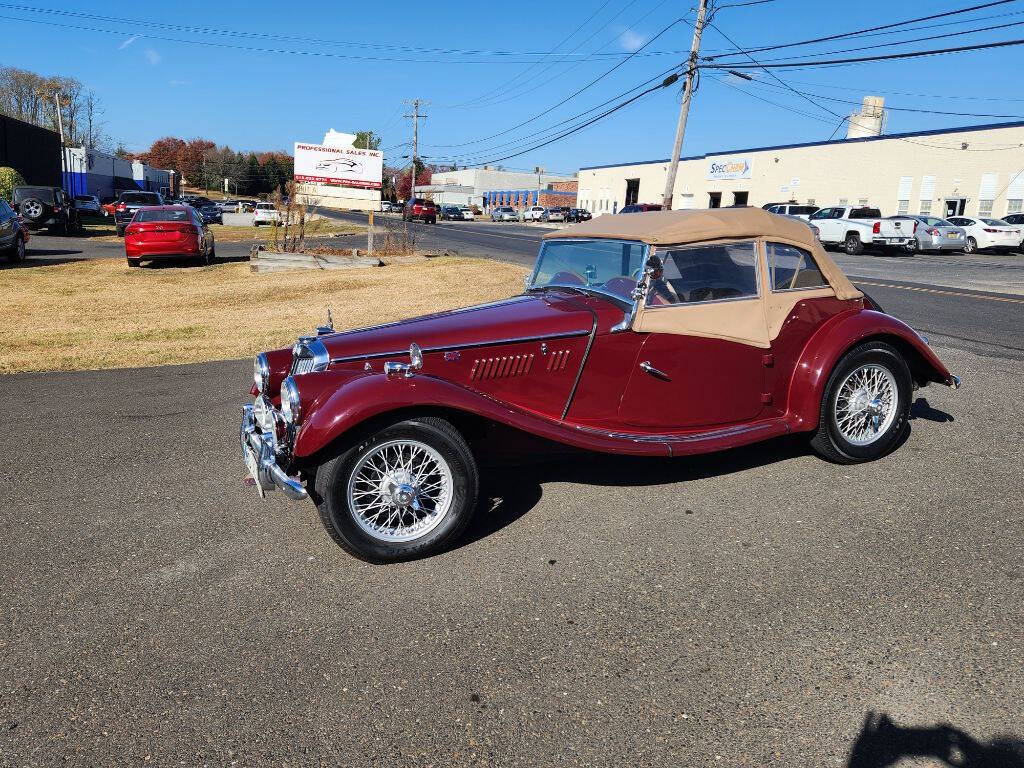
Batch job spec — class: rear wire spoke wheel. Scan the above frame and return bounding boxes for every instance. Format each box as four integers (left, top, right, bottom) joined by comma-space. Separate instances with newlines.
314, 417, 478, 562
810, 341, 912, 464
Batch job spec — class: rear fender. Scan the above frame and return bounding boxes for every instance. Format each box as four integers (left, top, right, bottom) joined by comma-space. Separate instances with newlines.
786, 309, 955, 432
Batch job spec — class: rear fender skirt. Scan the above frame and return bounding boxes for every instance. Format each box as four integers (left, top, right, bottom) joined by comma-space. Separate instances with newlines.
785, 309, 955, 432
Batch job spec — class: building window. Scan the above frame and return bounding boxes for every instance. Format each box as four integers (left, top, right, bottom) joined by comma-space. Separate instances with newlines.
979, 199, 994, 216
858, 198, 869, 206
708, 192, 722, 209
838, 198, 848, 206
806, 198, 815, 206
1007, 199, 1023, 215
919, 200, 932, 215
897, 199, 909, 215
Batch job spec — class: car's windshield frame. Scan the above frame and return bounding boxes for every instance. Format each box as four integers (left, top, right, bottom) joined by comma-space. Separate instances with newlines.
527, 237, 648, 307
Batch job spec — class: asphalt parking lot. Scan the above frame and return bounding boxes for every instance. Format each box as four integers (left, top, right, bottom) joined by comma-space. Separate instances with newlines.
2, 215, 1023, 766
2, 338, 1022, 765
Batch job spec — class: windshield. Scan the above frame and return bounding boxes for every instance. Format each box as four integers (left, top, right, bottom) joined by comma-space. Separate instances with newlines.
529, 239, 647, 302
121, 193, 160, 204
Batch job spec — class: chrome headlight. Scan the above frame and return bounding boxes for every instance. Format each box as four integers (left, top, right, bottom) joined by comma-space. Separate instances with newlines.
280, 376, 301, 425
254, 352, 270, 393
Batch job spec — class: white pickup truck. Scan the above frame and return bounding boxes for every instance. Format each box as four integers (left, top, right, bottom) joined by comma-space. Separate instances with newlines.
808, 205, 915, 254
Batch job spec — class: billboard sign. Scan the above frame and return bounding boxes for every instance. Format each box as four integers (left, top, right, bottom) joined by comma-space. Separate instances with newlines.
707, 157, 752, 181
294, 142, 383, 189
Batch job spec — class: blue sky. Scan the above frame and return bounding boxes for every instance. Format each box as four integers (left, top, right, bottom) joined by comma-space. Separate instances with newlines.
4, 0, 1024, 173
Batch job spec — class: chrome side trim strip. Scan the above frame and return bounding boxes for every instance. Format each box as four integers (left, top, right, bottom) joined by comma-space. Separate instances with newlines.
329, 329, 590, 365
570, 418, 786, 444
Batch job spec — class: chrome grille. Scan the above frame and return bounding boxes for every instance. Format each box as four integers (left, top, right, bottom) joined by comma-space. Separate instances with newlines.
291, 354, 316, 375
290, 336, 329, 376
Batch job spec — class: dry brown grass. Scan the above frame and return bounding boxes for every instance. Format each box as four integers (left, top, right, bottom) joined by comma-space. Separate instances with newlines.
1, 257, 528, 374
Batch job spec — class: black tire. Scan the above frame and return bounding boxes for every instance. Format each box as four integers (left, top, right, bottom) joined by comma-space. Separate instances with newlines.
964, 236, 977, 254
6, 234, 26, 263
809, 341, 912, 464
905, 239, 918, 255
844, 233, 864, 255
127, 258, 141, 267
314, 417, 479, 563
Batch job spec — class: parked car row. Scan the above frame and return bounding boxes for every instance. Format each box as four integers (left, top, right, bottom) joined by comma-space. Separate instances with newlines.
757, 201, 1023, 255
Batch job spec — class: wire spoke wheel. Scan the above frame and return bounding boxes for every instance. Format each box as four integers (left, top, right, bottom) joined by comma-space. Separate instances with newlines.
346, 439, 454, 543
833, 363, 898, 446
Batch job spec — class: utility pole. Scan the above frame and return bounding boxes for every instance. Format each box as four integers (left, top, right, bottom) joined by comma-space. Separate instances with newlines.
662, 0, 709, 211
53, 92, 66, 193
403, 99, 428, 197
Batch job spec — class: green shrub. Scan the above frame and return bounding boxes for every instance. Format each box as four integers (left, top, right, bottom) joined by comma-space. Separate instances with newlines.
0, 167, 26, 202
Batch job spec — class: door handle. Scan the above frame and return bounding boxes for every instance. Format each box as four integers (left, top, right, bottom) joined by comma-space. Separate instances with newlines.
639, 361, 671, 382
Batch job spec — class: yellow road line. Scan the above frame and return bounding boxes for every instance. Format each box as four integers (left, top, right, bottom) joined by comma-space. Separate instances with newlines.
854, 279, 1024, 305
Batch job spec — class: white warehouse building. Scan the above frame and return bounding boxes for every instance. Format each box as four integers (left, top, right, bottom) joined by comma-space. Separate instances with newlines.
429, 166, 575, 209
577, 119, 1024, 221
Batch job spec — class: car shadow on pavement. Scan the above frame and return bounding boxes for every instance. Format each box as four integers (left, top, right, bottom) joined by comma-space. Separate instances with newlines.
846, 712, 1024, 768
3, 251, 88, 268
455, 434, 812, 552
910, 397, 955, 423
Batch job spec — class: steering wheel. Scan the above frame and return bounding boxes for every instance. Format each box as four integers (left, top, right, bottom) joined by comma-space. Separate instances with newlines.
549, 270, 588, 286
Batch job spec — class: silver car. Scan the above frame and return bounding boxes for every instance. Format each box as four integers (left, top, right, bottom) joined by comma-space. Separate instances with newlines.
887, 215, 967, 253
491, 206, 518, 222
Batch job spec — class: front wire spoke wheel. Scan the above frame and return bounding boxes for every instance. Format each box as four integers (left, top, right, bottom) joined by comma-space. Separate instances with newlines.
346, 439, 454, 543
832, 363, 898, 446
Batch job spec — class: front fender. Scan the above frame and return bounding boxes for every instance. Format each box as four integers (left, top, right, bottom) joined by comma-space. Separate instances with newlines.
786, 309, 956, 432
292, 372, 675, 460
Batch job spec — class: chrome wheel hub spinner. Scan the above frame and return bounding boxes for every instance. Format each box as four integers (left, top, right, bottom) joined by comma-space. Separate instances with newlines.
347, 439, 453, 542
833, 364, 898, 446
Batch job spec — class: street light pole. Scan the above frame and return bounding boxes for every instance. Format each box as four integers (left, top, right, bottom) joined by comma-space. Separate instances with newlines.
661, 0, 709, 211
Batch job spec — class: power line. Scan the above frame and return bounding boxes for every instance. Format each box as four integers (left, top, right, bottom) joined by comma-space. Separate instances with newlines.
706, 23, 848, 122
423, 18, 685, 151
429, 74, 680, 167
423, 66, 684, 164
450, 0, 618, 108
0, 11, 672, 65
704, 0, 1019, 59
462, 0, 672, 111
705, 35, 1024, 70
735, 77, 1024, 118
743, 18, 1024, 64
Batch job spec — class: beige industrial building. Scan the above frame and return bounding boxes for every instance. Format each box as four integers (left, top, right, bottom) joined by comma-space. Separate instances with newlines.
577, 112, 1024, 221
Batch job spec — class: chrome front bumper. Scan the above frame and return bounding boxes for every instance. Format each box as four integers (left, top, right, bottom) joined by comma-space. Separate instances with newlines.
240, 403, 308, 500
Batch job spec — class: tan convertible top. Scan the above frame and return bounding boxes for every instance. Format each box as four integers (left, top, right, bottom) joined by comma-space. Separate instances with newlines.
543, 207, 860, 301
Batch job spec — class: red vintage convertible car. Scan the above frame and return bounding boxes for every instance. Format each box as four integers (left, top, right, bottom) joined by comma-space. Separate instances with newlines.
241, 208, 959, 562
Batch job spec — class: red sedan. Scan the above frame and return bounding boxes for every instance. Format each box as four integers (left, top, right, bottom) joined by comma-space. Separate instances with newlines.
124, 205, 216, 267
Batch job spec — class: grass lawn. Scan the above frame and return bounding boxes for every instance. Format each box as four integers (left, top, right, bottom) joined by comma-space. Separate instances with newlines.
79, 218, 362, 244
0, 257, 527, 374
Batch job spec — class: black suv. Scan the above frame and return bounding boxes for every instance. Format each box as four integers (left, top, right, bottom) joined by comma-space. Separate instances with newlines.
11, 186, 80, 234
566, 208, 592, 223
114, 191, 164, 236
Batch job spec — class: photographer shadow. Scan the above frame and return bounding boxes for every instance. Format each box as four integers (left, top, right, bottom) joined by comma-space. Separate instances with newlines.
847, 712, 1024, 768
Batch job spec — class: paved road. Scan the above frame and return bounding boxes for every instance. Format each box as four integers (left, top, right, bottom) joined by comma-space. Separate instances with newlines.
1, 342, 1020, 766
322, 211, 1024, 295
3, 212, 1022, 766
